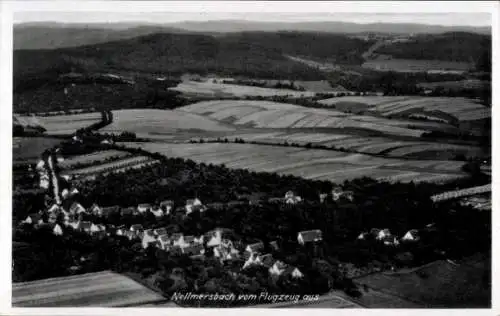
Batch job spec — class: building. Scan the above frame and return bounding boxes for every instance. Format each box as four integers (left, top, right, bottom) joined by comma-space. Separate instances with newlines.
319, 193, 329, 203
150, 207, 164, 218
402, 229, 420, 242
213, 239, 239, 262
90, 223, 106, 237
297, 229, 323, 245
120, 207, 135, 216
101, 205, 120, 218
158, 234, 171, 250
285, 191, 302, 204
142, 229, 158, 249
153, 227, 168, 237
137, 204, 152, 214
182, 244, 205, 257
159, 200, 174, 214
245, 241, 265, 255
185, 198, 203, 215
269, 261, 303, 279
69, 202, 86, 215
23, 214, 44, 225
89, 204, 102, 216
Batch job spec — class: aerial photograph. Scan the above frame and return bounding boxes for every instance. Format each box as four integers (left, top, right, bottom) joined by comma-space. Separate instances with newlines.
11, 2, 492, 309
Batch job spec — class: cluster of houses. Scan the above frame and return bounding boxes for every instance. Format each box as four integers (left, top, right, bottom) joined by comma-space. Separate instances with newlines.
357, 223, 437, 246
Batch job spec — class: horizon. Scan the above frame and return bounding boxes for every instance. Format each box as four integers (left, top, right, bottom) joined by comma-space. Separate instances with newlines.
13, 13, 492, 28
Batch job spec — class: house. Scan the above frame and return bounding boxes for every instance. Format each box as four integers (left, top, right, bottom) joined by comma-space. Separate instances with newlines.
150, 207, 164, 218
182, 244, 205, 257
52, 223, 64, 236
137, 203, 152, 214
159, 200, 174, 214
245, 241, 265, 254
242, 253, 262, 269
153, 227, 168, 237
185, 198, 203, 214
285, 191, 302, 204
213, 240, 239, 261
47, 204, 60, 213
259, 254, 275, 268
142, 229, 158, 249
332, 187, 343, 201
157, 234, 171, 250
343, 191, 354, 202
61, 189, 70, 199
268, 197, 284, 204
78, 221, 92, 234
23, 213, 43, 225
171, 233, 184, 247
90, 223, 106, 237
115, 226, 127, 236
402, 229, 420, 242
206, 202, 225, 211
319, 193, 328, 203
89, 204, 102, 216
269, 260, 288, 276
376, 229, 392, 241
70, 188, 79, 196
120, 207, 135, 216
297, 229, 323, 245
357, 232, 369, 240
205, 228, 228, 247
48, 212, 59, 224
194, 235, 204, 244
101, 205, 120, 218
69, 202, 86, 215
130, 224, 144, 234
269, 241, 279, 251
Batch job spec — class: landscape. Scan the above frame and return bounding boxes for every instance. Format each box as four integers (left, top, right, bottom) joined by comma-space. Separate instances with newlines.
11, 9, 492, 310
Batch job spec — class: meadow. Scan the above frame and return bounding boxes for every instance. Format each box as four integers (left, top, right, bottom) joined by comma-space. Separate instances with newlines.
13, 137, 62, 164
170, 80, 316, 98
100, 109, 235, 138
28, 112, 102, 135
61, 155, 157, 176
319, 96, 490, 122
361, 58, 472, 74
58, 150, 131, 169
123, 142, 467, 184
180, 100, 447, 137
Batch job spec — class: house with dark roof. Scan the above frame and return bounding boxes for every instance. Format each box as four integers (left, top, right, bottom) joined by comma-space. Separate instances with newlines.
69, 202, 86, 215
285, 191, 302, 204
185, 198, 203, 215
153, 227, 168, 237
142, 229, 157, 249
101, 205, 120, 218
158, 234, 171, 250
245, 241, 265, 254
120, 207, 135, 216
130, 224, 144, 233
297, 229, 323, 245
182, 243, 205, 257
79, 221, 92, 234
159, 200, 174, 214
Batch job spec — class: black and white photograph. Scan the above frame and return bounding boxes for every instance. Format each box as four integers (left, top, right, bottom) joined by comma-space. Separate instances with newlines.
3, 0, 497, 312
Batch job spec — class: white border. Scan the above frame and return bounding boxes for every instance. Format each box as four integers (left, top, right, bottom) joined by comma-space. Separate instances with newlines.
1, 1, 499, 316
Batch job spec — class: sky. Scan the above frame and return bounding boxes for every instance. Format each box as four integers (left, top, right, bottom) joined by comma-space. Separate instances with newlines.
8, 1, 494, 27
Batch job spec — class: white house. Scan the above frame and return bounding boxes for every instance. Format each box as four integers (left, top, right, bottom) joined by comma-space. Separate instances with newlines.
245, 242, 264, 254
285, 191, 302, 204
242, 253, 263, 269
269, 261, 304, 279
402, 229, 420, 242
213, 240, 239, 262
47, 204, 60, 213
376, 229, 392, 241
61, 189, 70, 199
319, 193, 328, 203
69, 202, 86, 215
297, 229, 323, 245
36, 160, 45, 171
142, 229, 158, 249
23, 214, 43, 225
150, 207, 164, 217
137, 204, 152, 214
52, 224, 64, 236
160, 200, 174, 214
158, 234, 171, 250
185, 198, 204, 215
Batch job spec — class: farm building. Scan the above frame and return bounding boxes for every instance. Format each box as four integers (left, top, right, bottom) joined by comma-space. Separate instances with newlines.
297, 229, 323, 245
285, 191, 302, 204
137, 203, 152, 213
23, 214, 43, 225
402, 229, 420, 242
12, 271, 168, 307
185, 198, 203, 214
245, 241, 265, 254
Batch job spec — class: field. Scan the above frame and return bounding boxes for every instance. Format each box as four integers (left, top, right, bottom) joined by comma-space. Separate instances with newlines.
170, 80, 316, 98
353, 256, 491, 307
361, 58, 472, 74
180, 100, 450, 137
13, 137, 61, 164
61, 155, 158, 177
12, 270, 167, 307
319, 96, 490, 122
58, 150, 131, 169
213, 131, 483, 159
417, 79, 489, 91
100, 109, 235, 138
123, 142, 468, 184
20, 112, 102, 135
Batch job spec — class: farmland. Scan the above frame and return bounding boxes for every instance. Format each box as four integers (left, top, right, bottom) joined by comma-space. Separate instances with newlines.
361, 58, 473, 74
210, 131, 484, 159
61, 155, 159, 177
319, 96, 490, 122
12, 270, 167, 307
122, 142, 468, 184
353, 255, 491, 307
180, 100, 451, 137
13, 137, 62, 164
100, 109, 235, 138
17, 112, 102, 135
58, 150, 131, 169
170, 80, 316, 98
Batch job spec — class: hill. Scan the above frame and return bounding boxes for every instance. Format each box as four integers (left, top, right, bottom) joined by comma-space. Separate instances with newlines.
14, 21, 490, 50
168, 20, 491, 35
375, 32, 491, 72
13, 31, 373, 87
